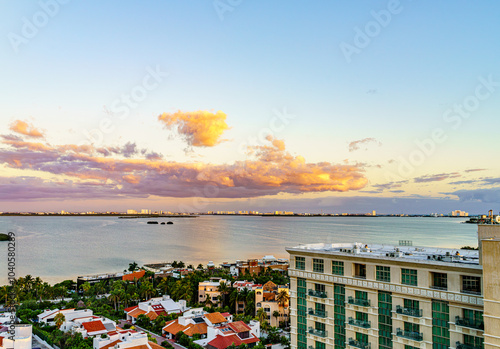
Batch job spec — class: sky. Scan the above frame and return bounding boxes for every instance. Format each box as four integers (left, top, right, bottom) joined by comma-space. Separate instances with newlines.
0, 1, 499, 214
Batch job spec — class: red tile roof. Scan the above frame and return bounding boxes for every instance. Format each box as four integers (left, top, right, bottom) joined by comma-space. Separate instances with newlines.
123, 270, 146, 281
128, 308, 147, 318
183, 323, 208, 336
125, 305, 139, 313
208, 334, 259, 349
220, 312, 231, 317
149, 341, 165, 349
205, 312, 227, 324
145, 311, 158, 320
82, 320, 107, 334
163, 320, 187, 334
228, 321, 251, 333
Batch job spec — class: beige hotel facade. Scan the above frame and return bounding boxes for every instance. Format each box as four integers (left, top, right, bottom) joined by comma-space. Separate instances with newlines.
287, 224, 500, 349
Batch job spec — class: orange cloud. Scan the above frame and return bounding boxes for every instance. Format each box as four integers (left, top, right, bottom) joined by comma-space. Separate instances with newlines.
9, 120, 44, 138
0, 133, 367, 199
158, 110, 230, 147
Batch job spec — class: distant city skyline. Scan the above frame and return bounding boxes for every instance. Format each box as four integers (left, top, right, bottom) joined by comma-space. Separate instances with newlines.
1, 2, 499, 213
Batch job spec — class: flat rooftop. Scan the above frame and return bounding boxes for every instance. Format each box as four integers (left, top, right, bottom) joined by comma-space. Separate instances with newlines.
287, 242, 480, 266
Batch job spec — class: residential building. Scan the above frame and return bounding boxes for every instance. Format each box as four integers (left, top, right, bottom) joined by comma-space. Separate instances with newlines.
255, 281, 290, 327
451, 210, 469, 217
93, 330, 163, 349
162, 310, 230, 339
198, 278, 230, 307
234, 257, 289, 277
287, 223, 500, 349
193, 320, 261, 349
0, 324, 32, 349
38, 308, 116, 338
124, 295, 189, 323
77, 270, 145, 291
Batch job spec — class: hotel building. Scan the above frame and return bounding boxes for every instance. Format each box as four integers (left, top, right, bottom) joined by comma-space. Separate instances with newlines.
287, 224, 500, 349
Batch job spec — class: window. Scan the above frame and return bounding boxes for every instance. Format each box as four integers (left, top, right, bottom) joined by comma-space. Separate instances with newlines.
464, 334, 484, 349
313, 258, 324, 273
295, 256, 305, 270
332, 260, 344, 276
356, 332, 368, 344
404, 322, 420, 333
401, 268, 417, 286
315, 341, 326, 349
354, 263, 366, 279
355, 290, 368, 301
315, 283, 325, 292
404, 299, 419, 311
315, 302, 326, 316
432, 300, 450, 349
432, 272, 448, 290
462, 275, 481, 294
355, 311, 368, 322
315, 321, 325, 333
376, 266, 391, 282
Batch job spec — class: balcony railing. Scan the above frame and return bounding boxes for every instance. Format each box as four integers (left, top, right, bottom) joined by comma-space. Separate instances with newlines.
308, 289, 327, 298
396, 305, 423, 317
461, 289, 482, 296
396, 328, 423, 341
430, 285, 447, 291
348, 317, 371, 328
456, 342, 482, 349
348, 296, 371, 307
455, 316, 484, 330
348, 338, 371, 349
354, 275, 366, 279
308, 308, 328, 318
308, 327, 327, 338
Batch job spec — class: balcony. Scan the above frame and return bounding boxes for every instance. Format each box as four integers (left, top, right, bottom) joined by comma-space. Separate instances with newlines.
348, 317, 371, 329
308, 327, 327, 338
461, 289, 481, 296
456, 342, 482, 349
308, 289, 327, 298
348, 297, 371, 307
430, 285, 447, 291
396, 305, 422, 317
348, 338, 371, 349
308, 308, 328, 318
396, 328, 423, 341
455, 316, 484, 330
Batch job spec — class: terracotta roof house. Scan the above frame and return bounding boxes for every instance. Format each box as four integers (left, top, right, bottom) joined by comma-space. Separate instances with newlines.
125, 295, 188, 324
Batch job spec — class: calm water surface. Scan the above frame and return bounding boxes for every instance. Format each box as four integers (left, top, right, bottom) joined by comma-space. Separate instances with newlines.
0, 216, 477, 285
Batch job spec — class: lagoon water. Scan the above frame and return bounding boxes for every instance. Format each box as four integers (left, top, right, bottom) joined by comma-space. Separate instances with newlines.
0, 215, 477, 285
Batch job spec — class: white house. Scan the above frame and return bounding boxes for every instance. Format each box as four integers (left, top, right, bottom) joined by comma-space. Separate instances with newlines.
93, 329, 163, 349
124, 294, 188, 323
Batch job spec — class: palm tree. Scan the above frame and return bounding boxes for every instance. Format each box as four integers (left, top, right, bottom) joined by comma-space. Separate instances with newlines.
82, 282, 92, 297
218, 281, 230, 308
204, 297, 213, 308
109, 289, 121, 311
276, 290, 290, 308
0, 285, 9, 305
54, 312, 65, 329
157, 277, 169, 295
256, 308, 267, 326
273, 310, 280, 325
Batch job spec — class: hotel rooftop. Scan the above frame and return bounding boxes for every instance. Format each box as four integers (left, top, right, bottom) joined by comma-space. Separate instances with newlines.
287, 242, 480, 266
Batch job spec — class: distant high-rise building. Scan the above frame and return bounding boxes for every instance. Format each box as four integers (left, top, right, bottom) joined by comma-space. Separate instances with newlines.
127, 209, 138, 214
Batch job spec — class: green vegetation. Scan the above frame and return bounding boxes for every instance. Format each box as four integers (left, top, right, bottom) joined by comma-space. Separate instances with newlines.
3, 261, 290, 346
461, 246, 479, 250
0, 233, 11, 241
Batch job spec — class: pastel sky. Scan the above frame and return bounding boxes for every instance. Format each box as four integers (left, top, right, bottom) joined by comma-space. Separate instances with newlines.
1, 1, 499, 214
